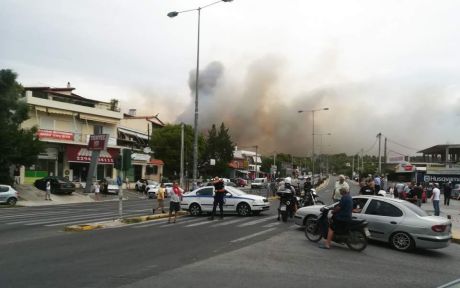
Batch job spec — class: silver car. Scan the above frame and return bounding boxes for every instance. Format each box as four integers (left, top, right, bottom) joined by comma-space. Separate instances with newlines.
0, 185, 19, 206
294, 195, 452, 251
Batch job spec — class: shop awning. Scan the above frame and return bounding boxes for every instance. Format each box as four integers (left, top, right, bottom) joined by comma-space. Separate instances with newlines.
149, 159, 164, 166
67, 145, 119, 164
80, 113, 119, 124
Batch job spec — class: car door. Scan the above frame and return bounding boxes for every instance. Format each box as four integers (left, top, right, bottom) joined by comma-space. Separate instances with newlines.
359, 199, 404, 241
195, 187, 214, 212
223, 190, 238, 212
0, 185, 8, 202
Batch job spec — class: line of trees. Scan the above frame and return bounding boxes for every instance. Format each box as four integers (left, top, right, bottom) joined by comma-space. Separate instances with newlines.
150, 122, 234, 180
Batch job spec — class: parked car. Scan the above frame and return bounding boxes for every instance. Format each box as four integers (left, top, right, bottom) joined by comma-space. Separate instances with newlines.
451, 184, 460, 199
34, 176, 75, 195
294, 195, 452, 251
101, 178, 119, 194
181, 186, 270, 216
0, 185, 19, 206
234, 178, 247, 187
135, 179, 147, 192
145, 180, 160, 198
251, 177, 267, 189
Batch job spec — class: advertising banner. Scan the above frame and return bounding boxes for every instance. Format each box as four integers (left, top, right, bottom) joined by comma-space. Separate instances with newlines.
88, 134, 109, 150
37, 129, 74, 141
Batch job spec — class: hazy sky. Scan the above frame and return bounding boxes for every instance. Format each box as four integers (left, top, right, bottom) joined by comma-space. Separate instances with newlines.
2, 0, 460, 157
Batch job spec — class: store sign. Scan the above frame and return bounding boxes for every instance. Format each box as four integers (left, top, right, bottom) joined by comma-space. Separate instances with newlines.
67, 145, 118, 164
131, 153, 151, 162
88, 134, 109, 151
424, 174, 460, 183
37, 129, 74, 141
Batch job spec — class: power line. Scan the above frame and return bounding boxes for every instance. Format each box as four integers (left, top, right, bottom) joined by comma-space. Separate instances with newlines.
383, 135, 421, 151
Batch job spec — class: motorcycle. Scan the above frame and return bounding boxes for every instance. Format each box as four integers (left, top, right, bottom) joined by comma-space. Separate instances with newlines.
276, 189, 298, 222
304, 206, 370, 251
300, 188, 325, 207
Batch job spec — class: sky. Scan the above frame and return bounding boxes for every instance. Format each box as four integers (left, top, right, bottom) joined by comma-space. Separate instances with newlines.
2, 0, 460, 158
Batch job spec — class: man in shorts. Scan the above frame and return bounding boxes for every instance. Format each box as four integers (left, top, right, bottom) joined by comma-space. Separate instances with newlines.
168, 182, 183, 223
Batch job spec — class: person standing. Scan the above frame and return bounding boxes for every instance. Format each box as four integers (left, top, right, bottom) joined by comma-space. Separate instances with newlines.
374, 175, 381, 192
45, 180, 52, 201
443, 182, 452, 206
94, 181, 101, 201
359, 179, 375, 195
413, 183, 423, 207
14, 165, 20, 185
153, 183, 166, 214
432, 183, 441, 216
332, 175, 350, 203
168, 182, 183, 223
209, 177, 226, 220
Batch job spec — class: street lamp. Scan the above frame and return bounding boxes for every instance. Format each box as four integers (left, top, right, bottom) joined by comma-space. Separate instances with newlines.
315, 133, 331, 175
298, 108, 329, 182
168, 0, 233, 186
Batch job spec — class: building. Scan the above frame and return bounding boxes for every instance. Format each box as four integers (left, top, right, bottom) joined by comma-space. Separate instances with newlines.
229, 147, 262, 179
20, 85, 123, 184
117, 111, 165, 182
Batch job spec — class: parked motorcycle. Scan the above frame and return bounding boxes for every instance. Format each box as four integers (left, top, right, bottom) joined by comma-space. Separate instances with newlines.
300, 188, 325, 207
304, 206, 369, 251
276, 189, 298, 222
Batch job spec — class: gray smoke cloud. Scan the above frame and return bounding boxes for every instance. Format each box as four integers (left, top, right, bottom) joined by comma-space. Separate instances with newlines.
177, 57, 460, 157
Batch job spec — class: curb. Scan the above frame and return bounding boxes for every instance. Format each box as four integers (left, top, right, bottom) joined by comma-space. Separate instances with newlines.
64, 211, 188, 232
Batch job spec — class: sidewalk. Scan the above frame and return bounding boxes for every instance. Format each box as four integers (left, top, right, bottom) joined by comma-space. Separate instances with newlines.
421, 198, 460, 244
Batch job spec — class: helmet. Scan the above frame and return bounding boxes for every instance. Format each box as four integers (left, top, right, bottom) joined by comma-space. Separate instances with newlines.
284, 177, 292, 184
377, 190, 386, 197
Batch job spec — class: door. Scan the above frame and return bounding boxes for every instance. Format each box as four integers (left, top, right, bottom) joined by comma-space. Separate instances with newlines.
360, 199, 404, 241
223, 190, 238, 212
195, 187, 214, 212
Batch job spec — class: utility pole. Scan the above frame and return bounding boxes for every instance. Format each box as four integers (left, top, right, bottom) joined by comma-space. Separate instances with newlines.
377, 132, 382, 174
180, 123, 184, 187
352, 155, 355, 179
384, 137, 387, 166
255, 145, 258, 178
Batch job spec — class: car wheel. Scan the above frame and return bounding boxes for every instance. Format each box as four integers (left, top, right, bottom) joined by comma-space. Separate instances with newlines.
7, 197, 17, 206
237, 203, 251, 216
189, 203, 202, 216
390, 232, 414, 251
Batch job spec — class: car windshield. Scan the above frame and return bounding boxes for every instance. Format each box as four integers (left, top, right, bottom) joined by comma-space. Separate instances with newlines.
105, 179, 118, 185
225, 186, 247, 196
55, 177, 70, 183
254, 179, 264, 183
400, 201, 429, 216
146, 180, 158, 185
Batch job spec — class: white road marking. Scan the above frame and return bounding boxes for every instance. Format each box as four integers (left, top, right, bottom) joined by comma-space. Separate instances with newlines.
230, 228, 277, 243
210, 218, 246, 227
237, 217, 273, 227
9, 212, 115, 225
262, 222, 281, 228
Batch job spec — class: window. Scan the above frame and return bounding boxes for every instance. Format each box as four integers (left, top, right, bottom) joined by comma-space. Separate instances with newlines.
196, 187, 213, 196
0, 186, 8, 193
94, 125, 103, 135
365, 200, 403, 217
146, 165, 158, 175
352, 198, 369, 213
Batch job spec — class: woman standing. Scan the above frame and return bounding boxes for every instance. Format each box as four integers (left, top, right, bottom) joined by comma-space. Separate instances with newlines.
153, 183, 166, 214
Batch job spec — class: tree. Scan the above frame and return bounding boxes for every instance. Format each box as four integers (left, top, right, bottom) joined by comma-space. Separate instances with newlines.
203, 122, 235, 177
0, 69, 44, 184
150, 124, 205, 180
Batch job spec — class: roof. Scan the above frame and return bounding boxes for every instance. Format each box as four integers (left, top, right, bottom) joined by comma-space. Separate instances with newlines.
149, 159, 164, 165
123, 114, 165, 127
418, 144, 460, 154
25, 86, 110, 104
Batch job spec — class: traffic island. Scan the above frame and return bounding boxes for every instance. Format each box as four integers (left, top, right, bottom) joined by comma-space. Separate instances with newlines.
64, 211, 189, 232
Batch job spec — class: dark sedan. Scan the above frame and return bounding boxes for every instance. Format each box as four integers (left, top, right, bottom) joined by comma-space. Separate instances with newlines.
34, 176, 75, 195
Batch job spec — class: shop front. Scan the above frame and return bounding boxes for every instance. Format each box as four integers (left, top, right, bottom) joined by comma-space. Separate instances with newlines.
66, 145, 119, 182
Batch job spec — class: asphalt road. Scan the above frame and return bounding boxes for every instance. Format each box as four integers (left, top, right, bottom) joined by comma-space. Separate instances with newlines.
1, 178, 459, 288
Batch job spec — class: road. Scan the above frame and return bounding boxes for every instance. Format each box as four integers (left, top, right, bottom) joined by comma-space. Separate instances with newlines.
0, 178, 458, 288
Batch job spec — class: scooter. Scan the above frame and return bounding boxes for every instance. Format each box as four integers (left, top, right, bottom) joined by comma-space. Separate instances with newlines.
304, 206, 370, 251
276, 189, 297, 222
301, 188, 325, 207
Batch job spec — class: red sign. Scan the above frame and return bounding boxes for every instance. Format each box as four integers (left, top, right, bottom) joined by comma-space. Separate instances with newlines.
37, 129, 74, 141
67, 145, 118, 164
404, 165, 414, 171
88, 134, 109, 151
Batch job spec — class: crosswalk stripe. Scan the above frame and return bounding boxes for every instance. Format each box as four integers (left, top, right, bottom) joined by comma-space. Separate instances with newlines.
210, 218, 246, 227
19, 212, 117, 225
45, 216, 118, 226
184, 220, 215, 227
230, 228, 277, 243
262, 222, 281, 228
237, 217, 273, 227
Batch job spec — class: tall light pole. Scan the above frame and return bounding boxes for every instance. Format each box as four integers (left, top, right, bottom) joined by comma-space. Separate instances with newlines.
168, 0, 233, 185
298, 108, 329, 183
316, 132, 331, 175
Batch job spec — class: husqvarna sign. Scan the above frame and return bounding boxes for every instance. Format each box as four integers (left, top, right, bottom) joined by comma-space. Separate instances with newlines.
424, 175, 460, 183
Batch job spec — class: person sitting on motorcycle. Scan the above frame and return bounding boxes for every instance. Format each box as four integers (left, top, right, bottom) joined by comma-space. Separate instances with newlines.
304, 177, 313, 192
281, 177, 298, 211
320, 188, 353, 249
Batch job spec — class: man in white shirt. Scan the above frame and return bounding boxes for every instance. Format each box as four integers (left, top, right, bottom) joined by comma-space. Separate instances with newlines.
332, 175, 350, 202
431, 183, 441, 216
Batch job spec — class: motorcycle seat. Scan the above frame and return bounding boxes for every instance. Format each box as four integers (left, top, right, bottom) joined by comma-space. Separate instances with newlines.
350, 219, 366, 225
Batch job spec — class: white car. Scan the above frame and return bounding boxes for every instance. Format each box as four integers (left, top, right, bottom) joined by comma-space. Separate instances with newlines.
144, 180, 160, 198
0, 185, 19, 206
181, 186, 270, 216
294, 196, 452, 251
251, 178, 267, 189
